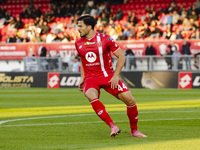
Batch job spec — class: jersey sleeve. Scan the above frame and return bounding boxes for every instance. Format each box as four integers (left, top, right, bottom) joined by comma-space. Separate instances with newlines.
105, 35, 120, 53
75, 41, 80, 55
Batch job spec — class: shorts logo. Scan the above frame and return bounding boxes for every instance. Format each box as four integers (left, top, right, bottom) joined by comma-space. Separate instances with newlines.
48, 73, 60, 88
85, 52, 96, 63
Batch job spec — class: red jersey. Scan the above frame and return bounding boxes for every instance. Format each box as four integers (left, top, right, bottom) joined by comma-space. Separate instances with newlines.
75, 33, 120, 78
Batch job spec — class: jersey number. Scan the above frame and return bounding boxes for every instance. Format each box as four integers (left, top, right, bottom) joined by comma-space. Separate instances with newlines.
118, 83, 128, 91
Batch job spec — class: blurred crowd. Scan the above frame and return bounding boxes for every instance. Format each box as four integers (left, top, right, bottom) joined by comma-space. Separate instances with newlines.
0, 0, 200, 43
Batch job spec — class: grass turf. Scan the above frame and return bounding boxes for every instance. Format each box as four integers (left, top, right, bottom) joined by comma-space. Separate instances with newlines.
0, 88, 200, 150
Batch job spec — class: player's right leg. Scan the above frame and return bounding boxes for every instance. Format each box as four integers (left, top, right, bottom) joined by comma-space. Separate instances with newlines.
85, 88, 120, 137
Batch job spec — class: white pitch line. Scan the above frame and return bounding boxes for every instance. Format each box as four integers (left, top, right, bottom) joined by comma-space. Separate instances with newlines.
1, 118, 200, 127
0, 110, 199, 127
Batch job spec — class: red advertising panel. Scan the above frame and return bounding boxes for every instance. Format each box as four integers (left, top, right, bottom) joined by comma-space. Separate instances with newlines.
0, 43, 76, 60
178, 72, 192, 89
48, 72, 60, 88
1, 40, 200, 60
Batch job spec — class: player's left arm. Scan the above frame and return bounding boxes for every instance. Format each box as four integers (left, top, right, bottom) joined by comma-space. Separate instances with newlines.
109, 48, 125, 89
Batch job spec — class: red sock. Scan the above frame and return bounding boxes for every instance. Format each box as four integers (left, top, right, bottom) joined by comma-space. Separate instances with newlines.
90, 98, 115, 128
127, 104, 138, 132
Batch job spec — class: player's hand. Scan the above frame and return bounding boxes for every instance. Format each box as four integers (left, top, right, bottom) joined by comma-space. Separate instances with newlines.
109, 75, 119, 89
79, 79, 84, 92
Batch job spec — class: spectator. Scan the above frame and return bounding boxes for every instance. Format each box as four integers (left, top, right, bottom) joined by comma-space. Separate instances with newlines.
194, 20, 200, 39
163, 27, 173, 39
127, 11, 137, 26
83, 3, 91, 14
20, 7, 28, 18
6, 35, 16, 43
46, 32, 56, 43
60, 4, 67, 17
108, 19, 115, 28
145, 42, 156, 70
149, 11, 158, 24
124, 46, 137, 70
28, 0, 34, 14
176, 28, 183, 39
116, 31, 126, 41
164, 48, 172, 69
190, 10, 198, 21
97, 25, 105, 34
0, 6, 6, 19
62, 51, 69, 70
4, 11, 13, 25
172, 10, 180, 25
72, 56, 81, 72
166, 1, 179, 13
90, 5, 98, 16
16, 35, 22, 43
164, 41, 177, 69
114, 7, 123, 21
150, 26, 162, 39
158, 12, 167, 26
40, 21, 50, 34
181, 41, 191, 70
101, 12, 109, 27
128, 25, 136, 39
193, 51, 200, 69
46, 10, 55, 23
166, 11, 173, 25
60, 32, 70, 42
140, 23, 151, 38
181, 26, 191, 39
51, 21, 64, 34
33, 6, 42, 18
65, 4, 72, 17
14, 17, 24, 29
106, 25, 118, 40
172, 48, 182, 69
168, 41, 178, 54
40, 45, 47, 57
34, 16, 40, 26
7, 17, 16, 31
35, 32, 45, 42
179, 9, 188, 24
123, 26, 130, 40
194, 0, 200, 13
77, 3, 85, 16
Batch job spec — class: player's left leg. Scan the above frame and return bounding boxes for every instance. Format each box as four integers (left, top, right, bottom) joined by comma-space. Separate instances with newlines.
118, 91, 147, 137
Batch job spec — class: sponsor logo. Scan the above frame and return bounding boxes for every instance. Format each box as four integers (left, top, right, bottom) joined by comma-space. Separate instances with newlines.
178, 72, 192, 89
48, 73, 59, 88
85, 52, 96, 63
0, 73, 34, 88
98, 110, 103, 116
84, 41, 96, 45
193, 76, 200, 87
79, 45, 82, 49
0, 73, 33, 83
60, 76, 81, 86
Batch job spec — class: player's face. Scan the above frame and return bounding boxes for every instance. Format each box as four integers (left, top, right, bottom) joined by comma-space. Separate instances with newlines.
77, 20, 90, 37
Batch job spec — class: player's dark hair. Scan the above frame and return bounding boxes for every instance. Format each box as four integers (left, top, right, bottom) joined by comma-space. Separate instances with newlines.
77, 15, 97, 30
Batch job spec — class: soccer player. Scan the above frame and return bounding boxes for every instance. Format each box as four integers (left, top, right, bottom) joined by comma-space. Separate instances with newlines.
75, 15, 147, 138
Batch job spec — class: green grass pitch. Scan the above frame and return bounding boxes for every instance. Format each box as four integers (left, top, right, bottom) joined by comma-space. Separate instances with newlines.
0, 88, 200, 150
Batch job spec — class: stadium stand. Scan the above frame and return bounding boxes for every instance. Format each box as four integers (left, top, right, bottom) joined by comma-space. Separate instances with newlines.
0, 0, 199, 43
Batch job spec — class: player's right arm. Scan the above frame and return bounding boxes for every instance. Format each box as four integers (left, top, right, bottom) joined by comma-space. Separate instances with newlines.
75, 40, 85, 92
79, 61, 84, 92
